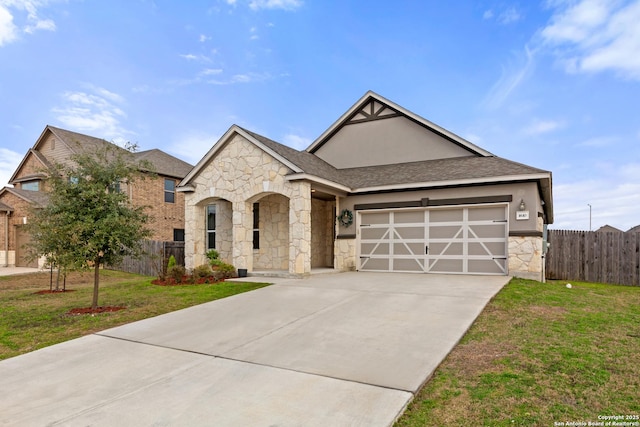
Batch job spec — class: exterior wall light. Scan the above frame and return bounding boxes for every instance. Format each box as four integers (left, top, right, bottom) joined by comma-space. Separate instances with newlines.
519, 199, 526, 211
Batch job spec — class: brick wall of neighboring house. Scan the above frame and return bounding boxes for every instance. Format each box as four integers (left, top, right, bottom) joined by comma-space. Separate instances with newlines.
0, 192, 35, 252
128, 174, 186, 242
16, 153, 45, 178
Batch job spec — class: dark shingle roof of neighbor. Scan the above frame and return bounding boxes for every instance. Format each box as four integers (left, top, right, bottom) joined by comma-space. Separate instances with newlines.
0, 201, 12, 211
135, 149, 194, 179
46, 126, 193, 179
5, 188, 51, 207
241, 128, 550, 190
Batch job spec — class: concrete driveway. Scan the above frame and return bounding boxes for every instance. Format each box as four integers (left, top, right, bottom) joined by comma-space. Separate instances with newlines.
0, 272, 508, 426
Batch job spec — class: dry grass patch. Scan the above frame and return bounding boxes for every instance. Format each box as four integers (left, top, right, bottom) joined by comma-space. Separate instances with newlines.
396, 278, 640, 427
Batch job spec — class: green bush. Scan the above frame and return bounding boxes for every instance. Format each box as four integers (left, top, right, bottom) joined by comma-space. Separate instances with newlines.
213, 262, 236, 280
167, 255, 177, 270
206, 249, 219, 262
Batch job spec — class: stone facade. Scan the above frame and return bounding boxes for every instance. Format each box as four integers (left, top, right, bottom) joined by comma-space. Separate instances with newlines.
183, 134, 314, 276
334, 238, 357, 271
254, 194, 289, 270
508, 236, 543, 281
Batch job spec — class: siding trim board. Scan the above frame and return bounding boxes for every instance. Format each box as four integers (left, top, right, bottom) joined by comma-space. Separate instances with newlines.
354, 195, 513, 211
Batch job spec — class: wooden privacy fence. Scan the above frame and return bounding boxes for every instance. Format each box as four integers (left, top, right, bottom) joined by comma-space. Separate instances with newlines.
109, 240, 185, 277
546, 230, 640, 286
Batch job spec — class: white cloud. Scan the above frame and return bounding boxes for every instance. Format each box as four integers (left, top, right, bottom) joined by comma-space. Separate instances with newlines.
499, 7, 521, 24
248, 0, 302, 11
0, 147, 22, 187
483, 45, 536, 109
180, 53, 211, 62
524, 118, 565, 135
199, 68, 223, 76
199, 34, 210, 42
0, 5, 18, 46
51, 86, 133, 142
541, 0, 640, 80
0, 0, 56, 45
24, 15, 53, 33
282, 133, 311, 150
207, 72, 271, 85
167, 132, 219, 165
482, 6, 520, 24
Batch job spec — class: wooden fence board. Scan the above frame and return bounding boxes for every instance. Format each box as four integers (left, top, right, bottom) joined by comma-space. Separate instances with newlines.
108, 240, 185, 277
546, 230, 640, 286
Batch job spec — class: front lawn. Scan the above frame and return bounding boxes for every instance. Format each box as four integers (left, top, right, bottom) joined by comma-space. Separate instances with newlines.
396, 278, 640, 426
0, 269, 269, 360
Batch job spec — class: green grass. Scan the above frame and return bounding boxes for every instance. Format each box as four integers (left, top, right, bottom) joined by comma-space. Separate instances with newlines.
396, 278, 640, 426
0, 270, 269, 360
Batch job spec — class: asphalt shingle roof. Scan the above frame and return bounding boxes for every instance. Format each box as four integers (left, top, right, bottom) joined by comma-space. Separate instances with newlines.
4, 188, 51, 207
46, 126, 193, 178
240, 128, 549, 190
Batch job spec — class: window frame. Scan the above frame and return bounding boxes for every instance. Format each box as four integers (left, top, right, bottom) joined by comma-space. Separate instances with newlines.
206, 204, 216, 250
164, 178, 176, 203
21, 180, 40, 191
253, 202, 260, 250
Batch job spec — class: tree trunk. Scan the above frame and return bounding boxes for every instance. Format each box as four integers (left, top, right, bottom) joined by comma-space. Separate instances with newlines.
92, 260, 100, 309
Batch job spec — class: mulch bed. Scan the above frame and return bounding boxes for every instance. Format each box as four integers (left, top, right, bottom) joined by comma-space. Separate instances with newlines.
151, 277, 224, 286
67, 306, 126, 315
34, 289, 76, 295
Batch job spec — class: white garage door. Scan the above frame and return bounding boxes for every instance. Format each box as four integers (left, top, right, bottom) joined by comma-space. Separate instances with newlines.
358, 205, 508, 275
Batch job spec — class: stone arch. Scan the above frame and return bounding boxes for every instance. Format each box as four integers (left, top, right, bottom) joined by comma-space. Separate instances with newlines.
189, 196, 233, 268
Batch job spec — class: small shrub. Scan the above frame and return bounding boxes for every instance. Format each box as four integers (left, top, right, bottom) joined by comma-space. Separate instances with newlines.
167, 265, 186, 283
167, 255, 177, 270
215, 262, 237, 279
206, 249, 219, 262
193, 264, 212, 279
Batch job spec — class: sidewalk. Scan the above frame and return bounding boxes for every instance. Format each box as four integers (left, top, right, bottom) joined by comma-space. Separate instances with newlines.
0, 266, 42, 276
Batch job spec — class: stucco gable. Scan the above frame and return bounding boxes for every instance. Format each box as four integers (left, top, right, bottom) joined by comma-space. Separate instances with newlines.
306, 91, 493, 168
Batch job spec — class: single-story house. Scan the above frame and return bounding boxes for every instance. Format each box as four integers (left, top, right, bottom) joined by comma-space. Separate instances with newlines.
178, 91, 553, 280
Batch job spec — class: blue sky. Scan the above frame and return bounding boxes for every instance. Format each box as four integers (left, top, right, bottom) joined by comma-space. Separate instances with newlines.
1, 0, 639, 231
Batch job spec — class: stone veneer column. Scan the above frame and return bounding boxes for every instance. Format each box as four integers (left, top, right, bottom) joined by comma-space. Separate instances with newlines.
232, 201, 253, 271
289, 182, 311, 276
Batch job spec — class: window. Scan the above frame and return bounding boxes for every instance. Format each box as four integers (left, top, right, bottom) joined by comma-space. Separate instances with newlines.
206, 205, 216, 249
21, 180, 40, 191
173, 229, 185, 242
253, 202, 260, 250
109, 181, 121, 193
164, 179, 175, 203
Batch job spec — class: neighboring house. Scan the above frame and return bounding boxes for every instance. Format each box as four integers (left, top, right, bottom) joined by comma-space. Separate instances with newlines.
627, 225, 640, 233
0, 125, 193, 268
178, 91, 554, 280
596, 225, 623, 233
